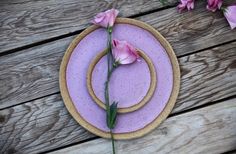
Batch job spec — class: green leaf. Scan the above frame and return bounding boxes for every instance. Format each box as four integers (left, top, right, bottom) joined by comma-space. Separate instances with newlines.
106, 108, 111, 128
106, 102, 118, 129
110, 102, 118, 128
159, 0, 168, 5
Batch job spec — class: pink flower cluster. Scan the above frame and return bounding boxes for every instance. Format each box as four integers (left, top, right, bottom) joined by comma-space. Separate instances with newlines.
92, 9, 119, 28
91, 9, 140, 154
224, 5, 236, 29
177, 0, 195, 12
92, 9, 140, 64
177, 0, 236, 29
112, 39, 140, 65
206, 0, 222, 12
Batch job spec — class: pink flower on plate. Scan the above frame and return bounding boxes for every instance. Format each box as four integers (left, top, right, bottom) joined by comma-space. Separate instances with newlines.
224, 5, 236, 29
112, 39, 140, 65
207, 0, 222, 12
92, 9, 119, 28
177, 0, 195, 12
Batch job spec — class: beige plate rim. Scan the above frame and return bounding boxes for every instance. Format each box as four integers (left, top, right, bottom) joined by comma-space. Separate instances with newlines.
86, 49, 157, 113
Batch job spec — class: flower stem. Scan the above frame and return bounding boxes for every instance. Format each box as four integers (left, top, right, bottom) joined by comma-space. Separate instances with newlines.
105, 27, 116, 154
107, 27, 113, 73
110, 129, 115, 154
105, 28, 112, 110
105, 27, 113, 106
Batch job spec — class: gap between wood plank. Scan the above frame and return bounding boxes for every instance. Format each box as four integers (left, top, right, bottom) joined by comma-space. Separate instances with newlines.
40, 136, 100, 154
178, 39, 236, 58
0, 30, 83, 57
45, 97, 236, 154
41, 95, 236, 154
1, 0, 234, 57
0, 2, 177, 57
223, 149, 236, 154
0, 92, 60, 111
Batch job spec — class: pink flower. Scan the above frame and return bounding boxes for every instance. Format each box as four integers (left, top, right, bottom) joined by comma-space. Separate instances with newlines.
177, 0, 195, 12
112, 39, 140, 65
92, 9, 119, 28
207, 0, 222, 12
224, 5, 236, 29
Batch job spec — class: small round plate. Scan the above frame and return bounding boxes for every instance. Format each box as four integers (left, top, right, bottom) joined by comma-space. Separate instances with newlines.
60, 18, 180, 140
86, 49, 157, 113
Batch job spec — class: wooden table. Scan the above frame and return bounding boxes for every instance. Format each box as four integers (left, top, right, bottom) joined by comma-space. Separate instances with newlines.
1, 0, 236, 153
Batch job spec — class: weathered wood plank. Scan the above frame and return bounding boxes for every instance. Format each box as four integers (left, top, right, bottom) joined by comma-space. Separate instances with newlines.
140, 0, 236, 56
174, 42, 236, 112
48, 98, 236, 154
0, 37, 71, 109
0, 0, 177, 53
227, 150, 236, 154
0, 42, 236, 153
1, 2, 236, 109
0, 94, 95, 154
0, 0, 234, 55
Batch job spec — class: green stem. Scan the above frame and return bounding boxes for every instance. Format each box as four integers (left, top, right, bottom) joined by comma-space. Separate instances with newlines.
105, 26, 117, 154
104, 65, 116, 118
105, 66, 117, 154
105, 27, 113, 109
220, 6, 227, 13
110, 129, 115, 154
108, 27, 113, 63
107, 27, 113, 72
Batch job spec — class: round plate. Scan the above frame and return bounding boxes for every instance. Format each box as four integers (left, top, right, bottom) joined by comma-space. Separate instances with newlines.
60, 18, 180, 140
87, 49, 157, 113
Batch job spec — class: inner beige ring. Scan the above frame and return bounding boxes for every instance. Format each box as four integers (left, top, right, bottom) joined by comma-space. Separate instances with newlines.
86, 49, 157, 113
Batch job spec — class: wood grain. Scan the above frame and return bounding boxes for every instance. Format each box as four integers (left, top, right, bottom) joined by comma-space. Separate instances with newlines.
138, 0, 236, 56
1, 0, 235, 55
175, 42, 236, 113
0, 42, 236, 153
0, 94, 95, 154
1, 2, 236, 109
0, 0, 177, 54
48, 98, 236, 154
0, 37, 71, 109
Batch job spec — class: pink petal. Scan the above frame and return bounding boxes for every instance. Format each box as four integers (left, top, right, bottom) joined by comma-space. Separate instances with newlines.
224, 6, 236, 29
218, 0, 222, 9
91, 9, 119, 28
127, 44, 139, 59
228, 20, 236, 29
111, 39, 139, 65
177, 0, 194, 12
94, 13, 106, 22
208, 0, 214, 6
207, 0, 222, 12
112, 39, 117, 47
108, 9, 119, 27
116, 49, 136, 64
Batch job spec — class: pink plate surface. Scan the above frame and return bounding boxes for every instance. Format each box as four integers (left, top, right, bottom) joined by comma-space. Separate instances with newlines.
66, 23, 173, 133
92, 54, 151, 108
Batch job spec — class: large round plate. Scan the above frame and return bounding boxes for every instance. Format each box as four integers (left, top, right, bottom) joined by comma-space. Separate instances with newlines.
60, 18, 180, 140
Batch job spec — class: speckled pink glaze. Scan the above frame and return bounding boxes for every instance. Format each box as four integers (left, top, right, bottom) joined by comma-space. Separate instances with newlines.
92, 55, 151, 108
66, 24, 173, 133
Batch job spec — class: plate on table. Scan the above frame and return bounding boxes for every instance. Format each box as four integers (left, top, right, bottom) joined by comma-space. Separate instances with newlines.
59, 18, 180, 139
